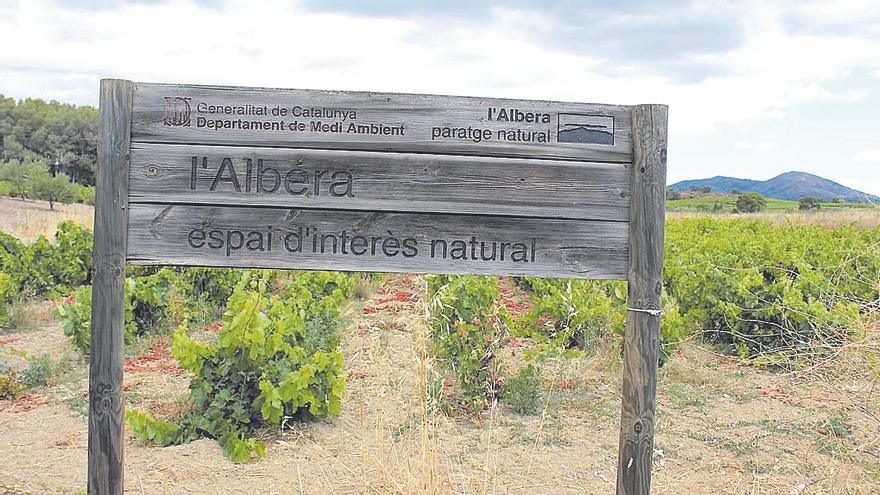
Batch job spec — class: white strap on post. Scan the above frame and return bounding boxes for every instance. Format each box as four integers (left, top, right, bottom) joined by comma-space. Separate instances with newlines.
626, 307, 662, 317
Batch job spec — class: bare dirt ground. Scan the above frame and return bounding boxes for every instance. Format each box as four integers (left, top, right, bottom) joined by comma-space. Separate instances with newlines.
2, 275, 879, 494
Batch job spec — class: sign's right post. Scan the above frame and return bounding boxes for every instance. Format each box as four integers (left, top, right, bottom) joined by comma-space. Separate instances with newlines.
616, 104, 668, 495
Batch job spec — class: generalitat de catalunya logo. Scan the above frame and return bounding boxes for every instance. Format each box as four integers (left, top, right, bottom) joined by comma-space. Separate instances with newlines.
163, 97, 191, 127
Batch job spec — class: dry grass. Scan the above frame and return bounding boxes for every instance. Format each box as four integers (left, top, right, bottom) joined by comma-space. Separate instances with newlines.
668, 208, 880, 228
0, 196, 93, 242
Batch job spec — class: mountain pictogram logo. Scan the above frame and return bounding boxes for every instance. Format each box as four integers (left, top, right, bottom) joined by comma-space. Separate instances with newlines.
557, 114, 614, 145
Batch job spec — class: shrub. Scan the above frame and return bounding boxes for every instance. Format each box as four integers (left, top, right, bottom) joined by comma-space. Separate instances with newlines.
174, 267, 242, 309
734, 193, 767, 213
128, 268, 180, 333
53, 221, 93, 286
55, 267, 243, 354
0, 232, 25, 264
0, 221, 92, 298
281, 270, 357, 319
75, 185, 95, 205
353, 274, 373, 299
427, 275, 508, 415
55, 284, 136, 354
128, 271, 348, 462
0, 272, 15, 327
798, 197, 821, 210
3, 300, 35, 333
31, 173, 78, 209
127, 409, 195, 446
0, 364, 27, 400
0, 160, 45, 199
513, 278, 693, 365
301, 313, 343, 356
514, 278, 625, 352
56, 286, 95, 353
664, 217, 877, 361
503, 365, 542, 415
18, 353, 56, 388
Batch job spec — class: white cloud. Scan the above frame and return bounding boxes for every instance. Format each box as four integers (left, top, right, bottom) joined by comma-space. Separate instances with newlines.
794, 0, 880, 21
1, 0, 877, 194
0, 0, 877, 138
852, 149, 880, 161
736, 141, 773, 151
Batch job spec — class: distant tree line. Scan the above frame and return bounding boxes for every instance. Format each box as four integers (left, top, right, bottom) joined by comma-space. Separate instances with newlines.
0, 95, 98, 185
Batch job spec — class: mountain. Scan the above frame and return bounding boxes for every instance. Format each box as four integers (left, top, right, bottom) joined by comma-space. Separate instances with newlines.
668, 172, 880, 203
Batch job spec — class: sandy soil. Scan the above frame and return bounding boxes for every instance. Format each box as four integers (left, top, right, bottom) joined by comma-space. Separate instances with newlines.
1, 275, 879, 494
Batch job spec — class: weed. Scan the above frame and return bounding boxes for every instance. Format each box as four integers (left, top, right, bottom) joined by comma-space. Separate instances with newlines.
685, 431, 754, 456
3, 300, 35, 333
64, 392, 89, 416
542, 435, 570, 447
815, 412, 854, 438
814, 412, 855, 458
861, 460, 880, 482
502, 365, 542, 415
353, 275, 372, 299
0, 363, 27, 399
498, 418, 528, 444
391, 414, 420, 441
302, 313, 342, 356
664, 383, 707, 408
17, 353, 55, 388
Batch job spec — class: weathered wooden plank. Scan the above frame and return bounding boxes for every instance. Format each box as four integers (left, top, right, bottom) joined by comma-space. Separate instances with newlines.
126, 204, 629, 279
131, 82, 633, 163
129, 143, 630, 221
89, 79, 131, 495
617, 105, 667, 495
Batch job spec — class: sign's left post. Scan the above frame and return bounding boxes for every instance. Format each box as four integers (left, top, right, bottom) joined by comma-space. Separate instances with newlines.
89, 79, 132, 495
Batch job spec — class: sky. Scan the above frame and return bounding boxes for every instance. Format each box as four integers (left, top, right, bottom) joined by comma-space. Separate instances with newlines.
0, 0, 878, 194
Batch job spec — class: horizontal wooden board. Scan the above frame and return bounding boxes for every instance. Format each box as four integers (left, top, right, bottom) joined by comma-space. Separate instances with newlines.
129, 143, 630, 221
131, 82, 633, 163
127, 204, 629, 279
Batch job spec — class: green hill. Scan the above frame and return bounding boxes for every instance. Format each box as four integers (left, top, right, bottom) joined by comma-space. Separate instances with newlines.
669, 172, 879, 203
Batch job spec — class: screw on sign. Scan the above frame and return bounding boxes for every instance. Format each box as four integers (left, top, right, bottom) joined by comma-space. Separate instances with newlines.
91, 79, 667, 494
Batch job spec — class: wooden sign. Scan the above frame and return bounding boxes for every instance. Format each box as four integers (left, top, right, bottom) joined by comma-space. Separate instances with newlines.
127, 82, 637, 277
89, 79, 667, 495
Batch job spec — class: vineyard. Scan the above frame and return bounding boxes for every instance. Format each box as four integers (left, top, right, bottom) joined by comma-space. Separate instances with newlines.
0, 201, 879, 493
665, 193, 876, 213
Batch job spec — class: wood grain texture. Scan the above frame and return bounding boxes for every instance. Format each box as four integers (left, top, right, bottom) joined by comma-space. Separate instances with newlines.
89, 79, 131, 495
131, 82, 633, 163
126, 204, 629, 279
129, 143, 630, 221
616, 105, 667, 495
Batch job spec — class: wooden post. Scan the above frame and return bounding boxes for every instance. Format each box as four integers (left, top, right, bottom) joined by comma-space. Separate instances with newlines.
89, 79, 132, 495
616, 104, 668, 495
